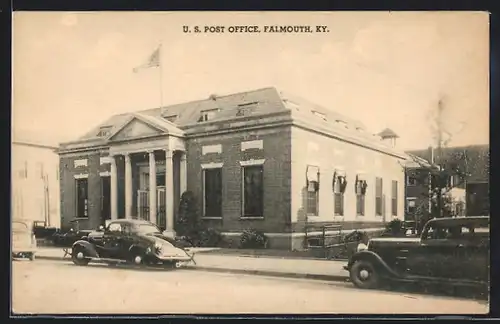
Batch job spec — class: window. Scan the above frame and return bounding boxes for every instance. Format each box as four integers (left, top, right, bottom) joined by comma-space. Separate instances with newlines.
203, 168, 223, 217
406, 175, 417, 186
375, 177, 383, 216
335, 120, 349, 129
422, 222, 489, 241
333, 173, 347, 216
163, 115, 178, 123
76, 178, 89, 218
96, 126, 112, 137
236, 102, 259, 116
312, 111, 327, 121
355, 177, 367, 216
306, 166, 320, 216
108, 223, 122, 232
391, 180, 398, 216
406, 198, 417, 214
198, 109, 219, 122
242, 165, 264, 217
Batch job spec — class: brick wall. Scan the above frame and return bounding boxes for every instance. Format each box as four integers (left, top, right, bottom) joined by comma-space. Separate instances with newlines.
59, 152, 106, 230
185, 125, 292, 233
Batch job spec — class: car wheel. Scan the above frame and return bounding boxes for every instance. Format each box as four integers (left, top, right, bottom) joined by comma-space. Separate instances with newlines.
71, 247, 90, 266
129, 251, 144, 266
349, 260, 380, 289
28, 253, 36, 261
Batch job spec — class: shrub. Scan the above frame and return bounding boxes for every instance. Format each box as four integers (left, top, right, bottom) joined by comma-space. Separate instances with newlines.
196, 228, 224, 247
176, 191, 200, 241
239, 228, 268, 249
382, 219, 406, 237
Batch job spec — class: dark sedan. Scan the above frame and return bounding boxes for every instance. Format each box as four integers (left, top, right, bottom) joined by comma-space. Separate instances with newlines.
71, 219, 195, 268
344, 216, 489, 290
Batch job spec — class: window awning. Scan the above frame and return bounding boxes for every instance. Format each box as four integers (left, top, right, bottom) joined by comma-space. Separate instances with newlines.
356, 173, 368, 181
334, 169, 346, 177
306, 165, 320, 182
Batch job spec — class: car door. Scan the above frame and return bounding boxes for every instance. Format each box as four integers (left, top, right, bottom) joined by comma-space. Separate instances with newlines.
459, 224, 490, 283
406, 224, 462, 279
117, 223, 136, 259
100, 222, 123, 259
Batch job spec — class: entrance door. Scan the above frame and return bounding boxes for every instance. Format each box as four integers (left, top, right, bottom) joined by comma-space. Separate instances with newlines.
100, 176, 111, 226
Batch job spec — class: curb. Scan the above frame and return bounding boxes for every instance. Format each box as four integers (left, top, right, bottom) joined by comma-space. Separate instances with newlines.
184, 266, 350, 282
34, 255, 350, 283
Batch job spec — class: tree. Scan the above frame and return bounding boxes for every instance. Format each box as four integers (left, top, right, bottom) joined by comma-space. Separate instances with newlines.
403, 98, 471, 232
176, 191, 200, 244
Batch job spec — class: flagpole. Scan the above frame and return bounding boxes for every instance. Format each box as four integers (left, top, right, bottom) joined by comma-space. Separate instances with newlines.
158, 42, 163, 109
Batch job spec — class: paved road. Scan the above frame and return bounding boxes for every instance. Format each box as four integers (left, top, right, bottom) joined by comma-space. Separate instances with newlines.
12, 259, 488, 315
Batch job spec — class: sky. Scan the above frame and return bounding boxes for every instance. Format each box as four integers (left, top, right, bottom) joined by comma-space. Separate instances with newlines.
12, 11, 489, 150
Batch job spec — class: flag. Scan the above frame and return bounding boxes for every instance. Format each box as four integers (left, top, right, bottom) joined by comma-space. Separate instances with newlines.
133, 46, 161, 73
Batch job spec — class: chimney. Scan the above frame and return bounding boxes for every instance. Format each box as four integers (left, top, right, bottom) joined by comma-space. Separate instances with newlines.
428, 146, 435, 164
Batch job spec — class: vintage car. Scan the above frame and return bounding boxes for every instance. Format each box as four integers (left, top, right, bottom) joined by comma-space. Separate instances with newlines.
344, 216, 489, 290
70, 219, 195, 268
12, 220, 37, 261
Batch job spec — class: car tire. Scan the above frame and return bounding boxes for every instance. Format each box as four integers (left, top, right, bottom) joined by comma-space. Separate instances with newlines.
71, 247, 90, 266
349, 260, 380, 289
28, 253, 35, 261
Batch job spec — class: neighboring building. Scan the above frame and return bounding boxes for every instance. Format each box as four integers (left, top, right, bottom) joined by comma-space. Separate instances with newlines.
406, 144, 489, 218
403, 153, 432, 222
57, 87, 408, 250
12, 130, 61, 228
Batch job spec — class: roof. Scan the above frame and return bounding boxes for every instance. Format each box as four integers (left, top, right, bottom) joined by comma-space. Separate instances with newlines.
377, 128, 399, 139
61, 87, 407, 158
427, 216, 489, 227
403, 153, 432, 168
407, 145, 489, 183
12, 129, 63, 149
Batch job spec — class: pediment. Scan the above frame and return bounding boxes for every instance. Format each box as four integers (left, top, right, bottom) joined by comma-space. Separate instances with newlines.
110, 118, 165, 141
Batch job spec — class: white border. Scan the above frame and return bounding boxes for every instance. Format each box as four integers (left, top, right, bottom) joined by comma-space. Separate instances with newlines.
202, 144, 222, 155
241, 140, 263, 151
74, 173, 89, 179
239, 159, 266, 166
201, 162, 224, 169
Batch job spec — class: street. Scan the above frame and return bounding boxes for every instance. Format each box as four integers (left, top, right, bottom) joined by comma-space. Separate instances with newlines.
12, 259, 488, 315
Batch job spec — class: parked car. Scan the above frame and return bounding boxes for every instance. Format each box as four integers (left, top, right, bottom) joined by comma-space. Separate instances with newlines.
33, 221, 58, 239
344, 216, 489, 290
70, 219, 195, 268
12, 220, 37, 261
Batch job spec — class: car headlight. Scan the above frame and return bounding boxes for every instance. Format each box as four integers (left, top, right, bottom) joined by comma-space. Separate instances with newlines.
356, 243, 368, 252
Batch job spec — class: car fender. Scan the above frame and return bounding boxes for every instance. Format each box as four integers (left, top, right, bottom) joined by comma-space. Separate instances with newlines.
72, 240, 99, 258
347, 250, 401, 278
128, 244, 148, 255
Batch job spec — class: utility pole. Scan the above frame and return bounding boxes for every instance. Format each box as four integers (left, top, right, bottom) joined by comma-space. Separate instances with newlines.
436, 98, 444, 218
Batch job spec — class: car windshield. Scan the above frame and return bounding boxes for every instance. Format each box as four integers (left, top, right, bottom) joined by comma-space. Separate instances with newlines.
135, 224, 162, 234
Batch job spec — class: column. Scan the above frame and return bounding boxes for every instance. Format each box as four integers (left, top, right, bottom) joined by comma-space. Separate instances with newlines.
148, 150, 157, 224
110, 155, 118, 220
124, 153, 133, 219
179, 152, 187, 195
165, 150, 175, 234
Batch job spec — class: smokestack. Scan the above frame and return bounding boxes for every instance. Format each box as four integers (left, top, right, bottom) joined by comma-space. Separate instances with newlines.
428, 146, 435, 164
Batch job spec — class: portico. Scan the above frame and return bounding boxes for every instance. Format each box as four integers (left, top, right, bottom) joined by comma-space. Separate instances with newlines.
58, 112, 187, 233
105, 114, 187, 234
108, 148, 187, 234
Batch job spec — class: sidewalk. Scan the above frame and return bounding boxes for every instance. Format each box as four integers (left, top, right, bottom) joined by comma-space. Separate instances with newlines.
33, 247, 350, 282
